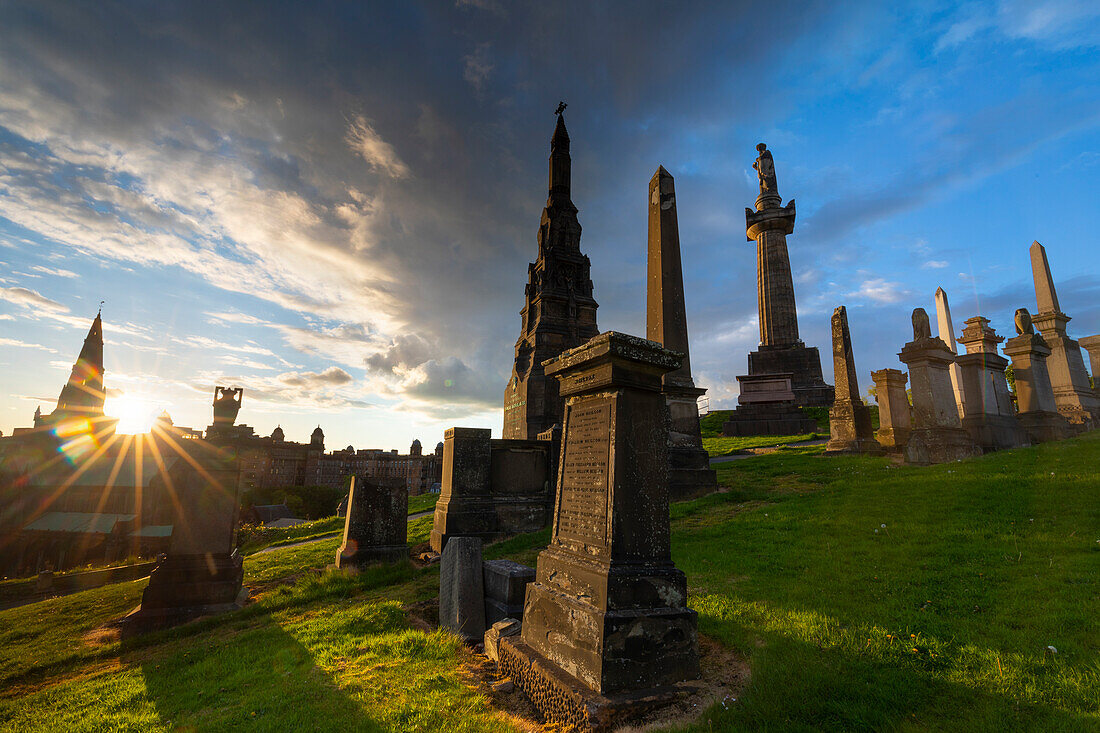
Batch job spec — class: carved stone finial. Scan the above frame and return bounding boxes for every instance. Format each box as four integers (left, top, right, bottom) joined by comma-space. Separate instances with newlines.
1015, 308, 1034, 335
555, 101, 567, 116
912, 308, 931, 340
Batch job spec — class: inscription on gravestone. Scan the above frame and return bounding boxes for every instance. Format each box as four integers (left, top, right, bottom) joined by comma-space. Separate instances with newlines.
556, 398, 611, 545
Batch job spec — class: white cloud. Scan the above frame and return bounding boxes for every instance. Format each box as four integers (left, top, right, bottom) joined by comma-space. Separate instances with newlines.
0, 337, 57, 352
846, 278, 910, 304
30, 264, 78, 278
922, 260, 949, 269
0, 286, 68, 312
463, 43, 494, 93
344, 115, 410, 178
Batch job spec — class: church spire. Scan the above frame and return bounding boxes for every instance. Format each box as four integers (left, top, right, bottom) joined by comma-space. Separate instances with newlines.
55, 311, 106, 417
548, 105, 571, 201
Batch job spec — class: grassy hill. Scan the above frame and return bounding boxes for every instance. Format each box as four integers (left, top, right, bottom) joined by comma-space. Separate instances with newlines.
1, 435, 1097, 731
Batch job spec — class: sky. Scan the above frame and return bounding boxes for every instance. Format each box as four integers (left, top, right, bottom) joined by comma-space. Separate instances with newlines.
1, 1, 1099, 450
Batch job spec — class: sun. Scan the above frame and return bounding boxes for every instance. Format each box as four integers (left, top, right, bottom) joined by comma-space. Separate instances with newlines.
105, 394, 159, 434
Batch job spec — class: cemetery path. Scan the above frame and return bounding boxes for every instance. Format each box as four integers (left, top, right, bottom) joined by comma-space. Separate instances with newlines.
253, 509, 436, 555
709, 438, 828, 463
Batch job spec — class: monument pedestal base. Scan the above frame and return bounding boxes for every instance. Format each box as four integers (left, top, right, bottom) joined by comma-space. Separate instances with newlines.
499, 636, 696, 732
875, 426, 910, 452
825, 400, 883, 455
722, 403, 818, 437
961, 415, 1029, 452
121, 552, 245, 637
668, 445, 717, 501
1018, 411, 1073, 444
746, 344, 834, 407
335, 544, 407, 568
903, 428, 981, 465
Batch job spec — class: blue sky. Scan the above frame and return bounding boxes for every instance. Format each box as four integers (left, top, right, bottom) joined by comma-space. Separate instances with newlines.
1, 1, 1098, 450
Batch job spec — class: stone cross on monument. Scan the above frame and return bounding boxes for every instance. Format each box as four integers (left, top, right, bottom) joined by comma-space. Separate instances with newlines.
647, 166, 716, 500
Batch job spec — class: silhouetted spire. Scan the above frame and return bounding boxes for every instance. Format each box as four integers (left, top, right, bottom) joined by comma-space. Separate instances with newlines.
55, 312, 105, 417
549, 111, 571, 200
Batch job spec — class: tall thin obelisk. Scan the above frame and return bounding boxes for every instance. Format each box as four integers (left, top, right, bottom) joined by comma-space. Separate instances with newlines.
934, 287, 965, 417
647, 167, 716, 500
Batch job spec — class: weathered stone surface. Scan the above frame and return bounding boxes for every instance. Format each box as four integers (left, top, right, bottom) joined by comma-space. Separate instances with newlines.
513, 331, 698, 721
439, 536, 486, 644
430, 427, 556, 553
646, 166, 716, 500
825, 305, 882, 455
483, 559, 535, 626
123, 446, 245, 635
335, 476, 407, 568
955, 316, 1027, 451
1079, 335, 1100, 393
871, 368, 911, 450
484, 618, 521, 662
1003, 311, 1072, 443
503, 111, 599, 440
934, 288, 966, 417
899, 309, 981, 464
1029, 240, 1099, 427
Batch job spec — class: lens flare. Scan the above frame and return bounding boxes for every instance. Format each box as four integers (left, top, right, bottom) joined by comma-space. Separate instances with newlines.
105, 395, 159, 434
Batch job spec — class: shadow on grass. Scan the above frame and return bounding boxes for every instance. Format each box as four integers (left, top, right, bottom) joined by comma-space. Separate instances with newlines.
129, 618, 386, 732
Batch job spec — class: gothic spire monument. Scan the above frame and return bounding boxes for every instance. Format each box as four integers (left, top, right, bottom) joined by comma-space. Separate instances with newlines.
647, 166, 716, 499
503, 107, 599, 439
54, 311, 106, 419
722, 143, 832, 437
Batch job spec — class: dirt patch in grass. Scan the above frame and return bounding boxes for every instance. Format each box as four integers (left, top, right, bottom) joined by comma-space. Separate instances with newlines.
404, 597, 439, 631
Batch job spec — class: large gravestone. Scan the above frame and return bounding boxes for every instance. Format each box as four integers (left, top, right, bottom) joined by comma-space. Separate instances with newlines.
646, 167, 716, 500
335, 476, 407, 568
122, 445, 245, 635
1029, 241, 1099, 427
498, 332, 699, 731
825, 306, 882, 455
1003, 308, 1072, 443
955, 316, 1027, 451
871, 368, 911, 451
898, 308, 981, 465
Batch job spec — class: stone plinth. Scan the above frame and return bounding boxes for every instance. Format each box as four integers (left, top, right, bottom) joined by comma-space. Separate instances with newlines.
483, 559, 535, 626
898, 314, 980, 464
871, 369, 911, 450
502, 332, 698, 728
721, 373, 818, 437
646, 167, 716, 501
1003, 329, 1072, 443
429, 428, 556, 553
122, 446, 245, 635
336, 476, 407, 568
1029, 241, 1099, 427
825, 305, 882, 455
955, 316, 1027, 451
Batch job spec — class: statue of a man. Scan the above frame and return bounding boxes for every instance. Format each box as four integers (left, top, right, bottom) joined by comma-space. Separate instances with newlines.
753, 143, 778, 195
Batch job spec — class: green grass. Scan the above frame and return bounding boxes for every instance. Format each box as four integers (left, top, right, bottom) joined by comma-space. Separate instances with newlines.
407, 492, 440, 515
702, 432, 820, 457
2, 433, 1098, 731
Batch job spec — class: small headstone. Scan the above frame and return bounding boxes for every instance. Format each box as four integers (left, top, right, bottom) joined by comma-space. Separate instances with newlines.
871, 368, 911, 451
439, 536, 486, 644
336, 476, 407, 568
430, 428, 493, 553
482, 559, 534, 626
825, 305, 882, 455
484, 618, 521, 662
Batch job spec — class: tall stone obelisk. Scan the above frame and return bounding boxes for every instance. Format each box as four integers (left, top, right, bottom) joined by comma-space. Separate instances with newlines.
1028, 240, 1098, 428
647, 167, 716, 500
934, 287, 966, 417
503, 108, 599, 439
825, 305, 881, 455
723, 143, 832, 437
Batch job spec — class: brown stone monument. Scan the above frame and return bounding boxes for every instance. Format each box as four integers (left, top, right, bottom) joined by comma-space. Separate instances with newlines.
934, 288, 966, 417
499, 332, 699, 731
723, 143, 832, 437
1003, 308, 1072, 443
335, 476, 408, 568
1079, 335, 1100, 393
955, 316, 1028, 451
503, 109, 599, 440
825, 306, 882, 455
898, 308, 981, 464
1029, 240, 1099, 427
122, 445, 246, 635
871, 368, 911, 450
646, 166, 716, 500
